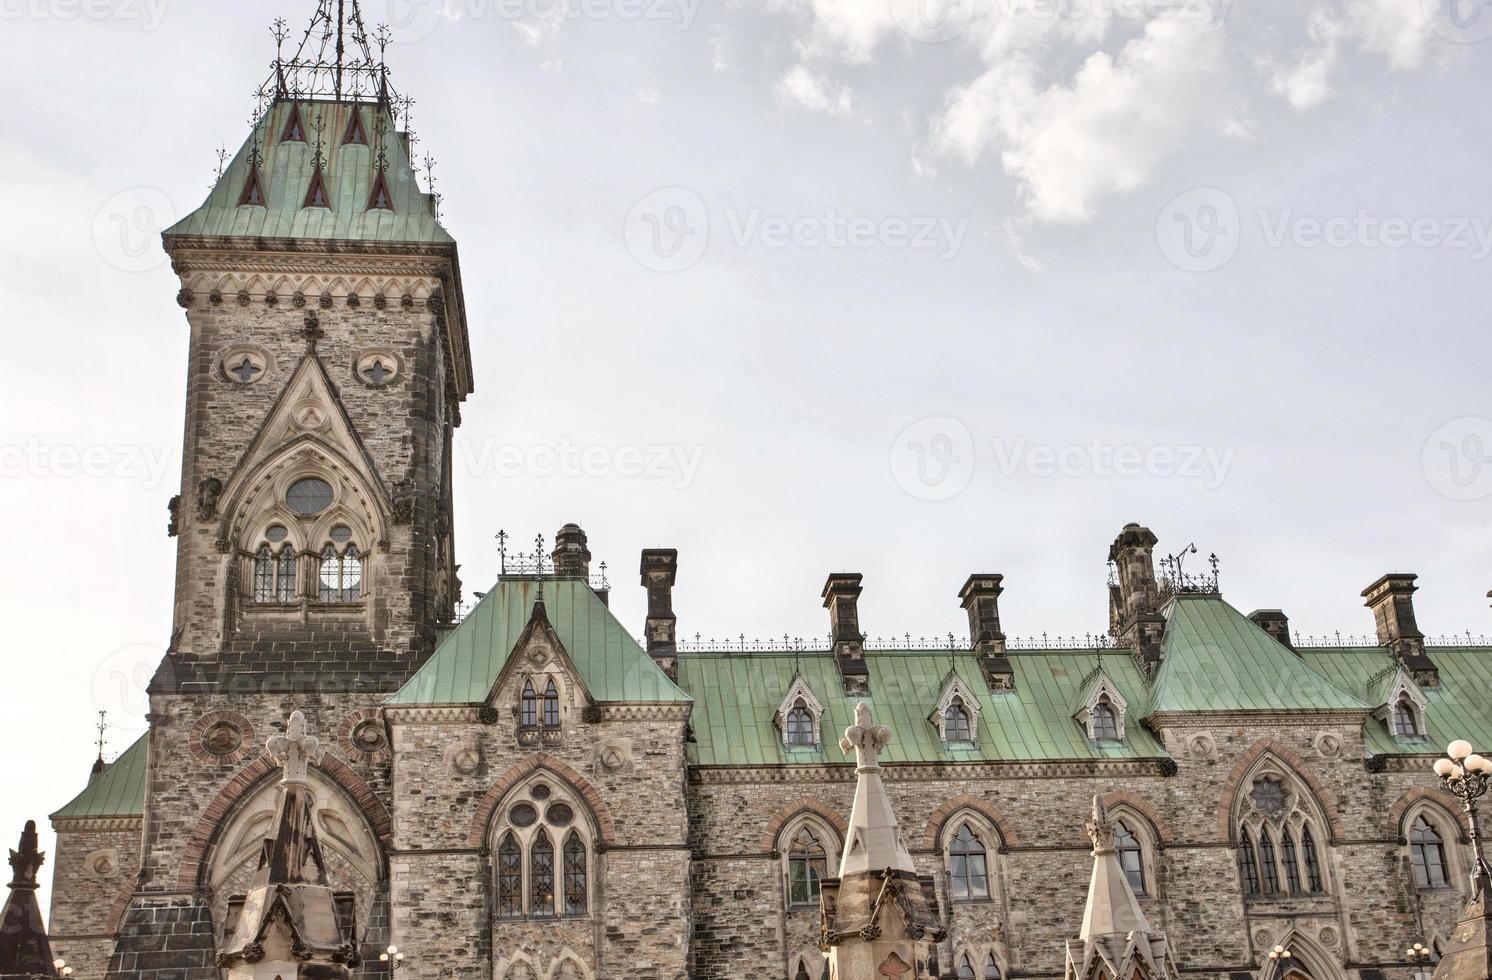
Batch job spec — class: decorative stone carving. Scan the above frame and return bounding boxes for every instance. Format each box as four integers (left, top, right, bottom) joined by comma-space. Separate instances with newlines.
840, 701, 892, 770
1187, 732, 1217, 763
202, 721, 245, 757
167, 495, 180, 537
265, 290, 279, 307
446, 734, 481, 775
350, 721, 385, 755
267, 709, 323, 786
1313, 732, 1343, 759
293, 291, 307, 308
236, 289, 251, 307
373, 293, 388, 310
176, 287, 194, 308
208, 290, 223, 306
196, 477, 223, 521
391, 480, 415, 526
596, 740, 633, 774
302, 310, 325, 345
400, 293, 414, 309
84, 847, 120, 878
189, 710, 256, 766
318, 292, 333, 309
345, 293, 360, 308
1317, 927, 1339, 948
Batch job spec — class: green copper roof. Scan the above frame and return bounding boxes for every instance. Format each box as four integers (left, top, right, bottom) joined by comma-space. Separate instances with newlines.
388, 578, 691, 705
1303, 646, 1492, 756
51, 734, 148, 821
678, 649, 1167, 767
1146, 596, 1370, 715
165, 98, 452, 245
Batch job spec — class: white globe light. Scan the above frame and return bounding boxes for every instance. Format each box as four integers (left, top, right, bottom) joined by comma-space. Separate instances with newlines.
1449, 740, 1474, 762
1470, 755, 1492, 775
387, 946, 399, 956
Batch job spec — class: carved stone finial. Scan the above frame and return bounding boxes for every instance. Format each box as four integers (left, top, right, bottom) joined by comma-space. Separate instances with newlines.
1086, 795, 1115, 853
267, 710, 323, 786
839, 701, 892, 771
7, 822, 43, 889
195, 478, 223, 522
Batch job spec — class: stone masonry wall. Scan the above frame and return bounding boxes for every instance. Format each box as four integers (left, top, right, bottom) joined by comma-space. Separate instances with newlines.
48, 822, 142, 979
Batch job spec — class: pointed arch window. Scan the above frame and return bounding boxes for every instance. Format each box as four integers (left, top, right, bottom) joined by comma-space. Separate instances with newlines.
1281, 829, 1303, 894
281, 104, 306, 142
562, 831, 588, 915
985, 954, 1002, 979
343, 110, 368, 145
1393, 697, 1422, 737
1091, 699, 1120, 742
944, 699, 973, 743
958, 956, 977, 980
1258, 830, 1281, 894
948, 824, 990, 902
530, 830, 555, 917
1301, 826, 1323, 893
520, 680, 538, 728
238, 167, 266, 207
788, 826, 828, 907
786, 699, 815, 746
367, 171, 394, 212
1115, 821, 1146, 894
794, 960, 811, 980
1410, 815, 1451, 889
498, 833, 522, 918
542, 679, 561, 728
1239, 830, 1261, 896
253, 546, 276, 602
318, 544, 363, 603
276, 545, 298, 602
304, 168, 331, 209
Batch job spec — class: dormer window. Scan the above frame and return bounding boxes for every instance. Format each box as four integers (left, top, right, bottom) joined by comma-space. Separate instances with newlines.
934, 674, 983, 745
520, 680, 538, 728
1091, 699, 1120, 741
775, 676, 825, 749
944, 700, 973, 743
1378, 668, 1429, 740
1075, 668, 1128, 744
1392, 696, 1421, 737
542, 679, 561, 729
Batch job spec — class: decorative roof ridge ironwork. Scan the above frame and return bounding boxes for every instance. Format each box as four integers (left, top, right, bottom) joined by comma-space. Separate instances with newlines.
651, 632, 1117, 655
1293, 632, 1492, 649
260, 3, 396, 107
1156, 545, 1221, 604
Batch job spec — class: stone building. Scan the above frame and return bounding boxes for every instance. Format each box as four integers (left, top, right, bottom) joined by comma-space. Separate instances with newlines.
37, 4, 1492, 980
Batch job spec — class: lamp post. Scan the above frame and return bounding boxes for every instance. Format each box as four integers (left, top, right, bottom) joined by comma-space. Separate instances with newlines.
1432, 740, 1492, 899
1408, 942, 1435, 980
379, 945, 405, 975
1267, 945, 1295, 980
53, 959, 73, 978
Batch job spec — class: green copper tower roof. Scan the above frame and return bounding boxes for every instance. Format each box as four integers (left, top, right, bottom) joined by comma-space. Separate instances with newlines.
389, 578, 691, 706
1146, 596, 1370, 715
51, 734, 148, 822
165, 98, 451, 246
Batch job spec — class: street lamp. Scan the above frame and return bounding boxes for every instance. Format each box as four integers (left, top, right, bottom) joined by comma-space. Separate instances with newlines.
1267, 945, 1295, 979
53, 959, 72, 978
1407, 942, 1434, 980
379, 945, 405, 974
1432, 740, 1492, 898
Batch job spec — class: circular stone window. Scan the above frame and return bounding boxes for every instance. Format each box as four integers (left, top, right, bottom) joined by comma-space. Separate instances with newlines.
530, 783, 551, 801
546, 803, 574, 827
202, 720, 245, 757
286, 477, 334, 516
222, 348, 268, 384
510, 803, 538, 828
356, 352, 400, 386
265, 525, 290, 544
329, 525, 354, 544
350, 720, 386, 755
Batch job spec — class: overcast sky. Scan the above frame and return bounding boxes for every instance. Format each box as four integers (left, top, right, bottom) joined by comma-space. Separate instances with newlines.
3, 0, 1491, 909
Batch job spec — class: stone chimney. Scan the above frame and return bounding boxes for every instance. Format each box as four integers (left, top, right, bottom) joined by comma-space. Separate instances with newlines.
961, 574, 1014, 691
1108, 524, 1166, 675
640, 549, 679, 679
1247, 609, 1295, 653
1362, 573, 1438, 686
551, 523, 592, 578
823, 574, 868, 695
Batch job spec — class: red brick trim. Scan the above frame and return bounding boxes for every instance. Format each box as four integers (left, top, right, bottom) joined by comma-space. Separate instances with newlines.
107, 881, 136, 934
1217, 739, 1346, 844
921, 795, 1018, 852
1098, 790, 1175, 846
1388, 787, 1469, 839
468, 754, 617, 847
176, 753, 392, 891
188, 710, 257, 767
336, 708, 391, 764
760, 799, 850, 852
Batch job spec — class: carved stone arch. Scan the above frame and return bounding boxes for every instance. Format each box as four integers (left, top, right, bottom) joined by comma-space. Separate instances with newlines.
1096, 791, 1175, 846
1258, 928, 1345, 980
269, 275, 295, 296
761, 799, 848, 853
351, 277, 377, 300
326, 276, 351, 299
543, 952, 593, 980
221, 436, 388, 550
496, 951, 542, 980
177, 753, 392, 892
1220, 740, 1345, 843
788, 948, 827, 980
469, 754, 616, 847
922, 795, 1017, 852
1390, 787, 1469, 841
410, 280, 432, 300
305, 500, 376, 551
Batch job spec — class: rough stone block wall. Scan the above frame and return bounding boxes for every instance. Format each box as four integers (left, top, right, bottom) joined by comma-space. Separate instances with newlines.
103, 896, 216, 980
48, 822, 142, 973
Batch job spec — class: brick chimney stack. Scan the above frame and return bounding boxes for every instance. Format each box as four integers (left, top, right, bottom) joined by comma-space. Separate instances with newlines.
1108, 523, 1166, 675
1247, 609, 1295, 653
640, 549, 679, 679
960, 574, 1014, 691
552, 523, 592, 578
823, 574, 869, 695
1362, 573, 1438, 686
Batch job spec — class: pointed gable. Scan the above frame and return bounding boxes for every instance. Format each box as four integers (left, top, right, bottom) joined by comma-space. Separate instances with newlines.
342, 108, 368, 145
238, 166, 266, 207
281, 102, 307, 142
303, 165, 331, 209
51, 733, 148, 821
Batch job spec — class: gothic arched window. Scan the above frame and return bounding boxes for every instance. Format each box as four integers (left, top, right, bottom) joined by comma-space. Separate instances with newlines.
1281, 830, 1303, 894
786, 700, 816, 746
1115, 821, 1146, 894
788, 826, 828, 907
530, 830, 555, 917
276, 544, 297, 601
318, 544, 363, 603
497, 833, 522, 918
948, 824, 990, 901
1239, 830, 1261, 896
1258, 830, 1281, 894
1393, 697, 1421, 737
985, 953, 1002, 979
794, 960, 811, 980
253, 545, 276, 602
543, 678, 561, 729
944, 699, 973, 743
1091, 699, 1120, 742
520, 680, 538, 728
958, 955, 977, 980
562, 831, 588, 915
1234, 764, 1332, 901
1410, 816, 1450, 889
1301, 826, 1323, 892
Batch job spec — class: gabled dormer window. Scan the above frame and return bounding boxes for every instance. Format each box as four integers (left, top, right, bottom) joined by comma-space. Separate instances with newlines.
542, 678, 561, 729
1075, 667, 1128, 744
1091, 698, 1120, 741
775, 676, 825, 749
520, 680, 538, 728
282, 104, 307, 142
933, 674, 982, 745
367, 171, 394, 211
238, 167, 266, 207
1378, 667, 1429, 740
304, 167, 331, 209
343, 109, 368, 145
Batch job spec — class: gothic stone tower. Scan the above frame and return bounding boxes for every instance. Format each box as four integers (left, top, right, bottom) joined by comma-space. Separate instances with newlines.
72, 8, 471, 980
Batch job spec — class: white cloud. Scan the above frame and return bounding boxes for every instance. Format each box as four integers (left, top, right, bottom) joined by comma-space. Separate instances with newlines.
1264, 0, 1444, 111
936, 13, 1225, 223
777, 64, 855, 115
706, 25, 734, 72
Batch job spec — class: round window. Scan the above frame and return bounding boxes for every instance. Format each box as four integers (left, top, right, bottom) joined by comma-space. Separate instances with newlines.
286, 477, 334, 516
223, 349, 268, 384
356, 352, 399, 386
510, 803, 538, 828
530, 783, 551, 801
329, 526, 353, 544
265, 525, 289, 543
546, 803, 574, 827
